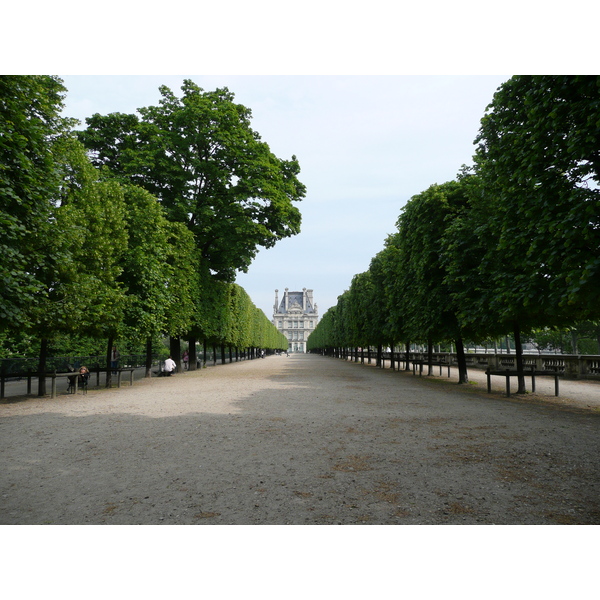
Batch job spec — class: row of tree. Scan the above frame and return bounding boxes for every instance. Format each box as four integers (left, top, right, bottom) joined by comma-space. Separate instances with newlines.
307, 76, 600, 393
1, 76, 300, 393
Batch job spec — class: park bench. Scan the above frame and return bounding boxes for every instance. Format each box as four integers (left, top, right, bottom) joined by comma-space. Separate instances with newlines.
485, 366, 561, 397
114, 367, 135, 387
49, 367, 134, 397
412, 359, 451, 378
0, 367, 135, 399
66, 372, 90, 395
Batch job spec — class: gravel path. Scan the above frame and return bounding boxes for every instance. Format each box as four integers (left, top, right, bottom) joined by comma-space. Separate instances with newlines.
1, 354, 599, 525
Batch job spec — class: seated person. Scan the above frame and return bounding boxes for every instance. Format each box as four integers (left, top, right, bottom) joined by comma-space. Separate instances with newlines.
78, 366, 90, 389
164, 356, 176, 376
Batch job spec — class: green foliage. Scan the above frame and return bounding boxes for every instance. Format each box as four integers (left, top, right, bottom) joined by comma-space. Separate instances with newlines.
48, 138, 129, 341
389, 182, 463, 342
78, 80, 306, 282
0, 75, 73, 329
118, 185, 197, 344
307, 306, 338, 352
1, 76, 290, 364
474, 75, 600, 320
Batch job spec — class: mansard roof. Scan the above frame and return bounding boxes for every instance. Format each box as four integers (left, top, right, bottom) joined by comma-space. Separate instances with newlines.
277, 290, 317, 315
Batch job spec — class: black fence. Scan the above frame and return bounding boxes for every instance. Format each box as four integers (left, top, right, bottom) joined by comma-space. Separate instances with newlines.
0, 354, 152, 380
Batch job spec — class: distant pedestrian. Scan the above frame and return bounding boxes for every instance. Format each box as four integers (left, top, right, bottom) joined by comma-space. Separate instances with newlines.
182, 349, 189, 370
111, 346, 120, 374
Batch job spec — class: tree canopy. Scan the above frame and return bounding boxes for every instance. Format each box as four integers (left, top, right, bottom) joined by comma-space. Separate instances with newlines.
0, 75, 73, 329
474, 75, 600, 320
78, 80, 306, 281
1, 76, 289, 384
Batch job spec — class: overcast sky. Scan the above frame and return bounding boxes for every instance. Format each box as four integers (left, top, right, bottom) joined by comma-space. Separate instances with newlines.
60, 74, 510, 320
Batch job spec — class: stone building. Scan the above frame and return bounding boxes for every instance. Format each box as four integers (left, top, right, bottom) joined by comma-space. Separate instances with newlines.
272, 288, 318, 353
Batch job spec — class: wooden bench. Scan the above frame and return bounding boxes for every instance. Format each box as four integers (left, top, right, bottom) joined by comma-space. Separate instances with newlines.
485, 367, 561, 397
412, 360, 451, 378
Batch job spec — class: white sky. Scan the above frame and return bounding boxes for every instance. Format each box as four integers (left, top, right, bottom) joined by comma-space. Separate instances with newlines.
59, 74, 509, 319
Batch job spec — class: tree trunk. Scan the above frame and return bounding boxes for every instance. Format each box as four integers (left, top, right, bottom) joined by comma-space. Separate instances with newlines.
188, 337, 197, 371
170, 336, 181, 373
203, 340, 207, 368
106, 336, 114, 388
376, 344, 382, 368
455, 336, 469, 384
38, 337, 49, 396
145, 337, 153, 378
514, 322, 526, 394
427, 337, 433, 376
390, 343, 395, 371
405, 341, 411, 371
570, 330, 578, 354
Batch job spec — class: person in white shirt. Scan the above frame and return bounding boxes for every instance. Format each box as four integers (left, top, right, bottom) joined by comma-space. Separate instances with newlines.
164, 356, 176, 376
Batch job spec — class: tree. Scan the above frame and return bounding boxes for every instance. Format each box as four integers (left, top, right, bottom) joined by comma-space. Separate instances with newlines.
9, 134, 130, 394
370, 245, 412, 369
474, 75, 600, 321
388, 181, 471, 382
119, 185, 197, 376
307, 306, 339, 356
0, 76, 73, 330
77, 80, 306, 282
441, 171, 542, 392
468, 76, 600, 391
346, 273, 371, 355
51, 139, 130, 390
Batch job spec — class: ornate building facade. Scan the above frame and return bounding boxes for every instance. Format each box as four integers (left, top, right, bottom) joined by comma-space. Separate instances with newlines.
272, 288, 318, 353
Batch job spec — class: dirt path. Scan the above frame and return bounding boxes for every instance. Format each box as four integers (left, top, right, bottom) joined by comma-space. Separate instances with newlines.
1, 354, 599, 525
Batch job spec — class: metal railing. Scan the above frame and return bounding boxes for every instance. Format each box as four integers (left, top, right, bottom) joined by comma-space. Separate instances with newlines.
343, 349, 600, 380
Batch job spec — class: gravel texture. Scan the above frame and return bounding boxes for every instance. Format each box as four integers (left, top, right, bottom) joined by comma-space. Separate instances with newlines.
1, 354, 599, 525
